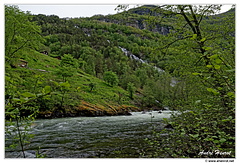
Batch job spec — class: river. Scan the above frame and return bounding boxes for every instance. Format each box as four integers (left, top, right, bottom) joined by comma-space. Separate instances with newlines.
5, 110, 175, 158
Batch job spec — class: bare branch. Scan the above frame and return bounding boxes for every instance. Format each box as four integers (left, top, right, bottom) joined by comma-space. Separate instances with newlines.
178, 6, 197, 34
198, 5, 212, 24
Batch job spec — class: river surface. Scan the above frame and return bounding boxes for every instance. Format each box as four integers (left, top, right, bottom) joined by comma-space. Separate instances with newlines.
5, 110, 175, 158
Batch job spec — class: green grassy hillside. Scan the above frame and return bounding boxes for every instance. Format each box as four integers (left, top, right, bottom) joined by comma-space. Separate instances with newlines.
6, 49, 139, 118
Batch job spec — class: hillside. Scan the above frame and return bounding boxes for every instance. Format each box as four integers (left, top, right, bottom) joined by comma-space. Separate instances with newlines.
5, 5, 235, 158
6, 49, 141, 118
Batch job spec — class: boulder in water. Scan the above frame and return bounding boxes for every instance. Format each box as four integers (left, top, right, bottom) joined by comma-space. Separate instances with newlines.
142, 111, 146, 114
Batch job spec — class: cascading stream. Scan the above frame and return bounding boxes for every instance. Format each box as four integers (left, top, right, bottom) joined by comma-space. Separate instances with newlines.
119, 46, 177, 86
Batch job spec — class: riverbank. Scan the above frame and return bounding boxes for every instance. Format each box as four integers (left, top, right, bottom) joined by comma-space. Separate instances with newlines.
37, 101, 141, 119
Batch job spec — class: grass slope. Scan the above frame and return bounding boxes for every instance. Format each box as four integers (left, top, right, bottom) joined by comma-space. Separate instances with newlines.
6, 50, 140, 118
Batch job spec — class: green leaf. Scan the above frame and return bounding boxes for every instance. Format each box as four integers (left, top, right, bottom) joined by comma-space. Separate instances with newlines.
227, 92, 235, 98
192, 34, 197, 40
219, 138, 226, 143
204, 47, 212, 51
200, 38, 206, 42
207, 88, 219, 95
195, 100, 201, 104
222, 119, 230, 122
21, 92, 36, 98
36, 93, 43, 96
209, 54, 218, 59
52, 81, 59, 86
206, 65, 213, 68
226, 69, 235, 72
192, 72, 200, 76
43, 85, 51, 94
188, 111, 194, 114
214, 65, 221, 70
190, 134, 199, 138
59, 82, 70, 88
162, 118, 168, 122
207, 88, 214, 92
217, 87, 223, 90
213, 140, 219, 144
5, 76, 11, 81
214, 58, 222, 64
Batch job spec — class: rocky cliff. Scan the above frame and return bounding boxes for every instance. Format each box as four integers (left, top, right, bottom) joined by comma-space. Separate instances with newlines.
91, 5, 172, 35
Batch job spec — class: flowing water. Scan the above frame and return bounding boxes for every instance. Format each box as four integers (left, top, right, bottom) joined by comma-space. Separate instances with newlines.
5, 111, 175, 158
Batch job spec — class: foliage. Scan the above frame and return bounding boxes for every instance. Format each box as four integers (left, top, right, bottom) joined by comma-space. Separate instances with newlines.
60, 54, 78, 68
5, 5, 44, 66
103, 71, 119, 87
89, 82, 96, 92
127, 82, 136, 99
5, 75, 51, 158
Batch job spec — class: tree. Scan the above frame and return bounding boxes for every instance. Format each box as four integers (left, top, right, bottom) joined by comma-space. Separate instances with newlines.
103, 71, 119, 86
140, 5, 235, 158
60, 54, 78, 68
58, 81, 71, 110
55, 66, 76, 82
5, 5, 44, 65
127, 82, 136, 99
89, 82, 96, 92
5, 76, 51, 158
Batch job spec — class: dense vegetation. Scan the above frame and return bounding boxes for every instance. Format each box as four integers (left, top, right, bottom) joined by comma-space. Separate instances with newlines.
5, 5, 235, 158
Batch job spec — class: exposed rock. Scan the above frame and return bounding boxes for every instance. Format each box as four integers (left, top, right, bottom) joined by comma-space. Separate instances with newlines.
18, 59, 28, 68
94, 15, 171, 35
40, 51, 48, 55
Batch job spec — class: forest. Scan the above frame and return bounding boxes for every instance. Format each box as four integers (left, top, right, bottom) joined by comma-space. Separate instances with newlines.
5, 5, 235, 158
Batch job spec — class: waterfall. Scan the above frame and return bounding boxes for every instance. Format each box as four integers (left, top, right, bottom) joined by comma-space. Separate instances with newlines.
119, 46, 164, 70
119, 46, 145, 64
119, 46, 178, 86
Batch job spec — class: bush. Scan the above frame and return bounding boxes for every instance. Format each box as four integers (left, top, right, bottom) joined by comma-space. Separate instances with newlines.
103, 71, 119, 86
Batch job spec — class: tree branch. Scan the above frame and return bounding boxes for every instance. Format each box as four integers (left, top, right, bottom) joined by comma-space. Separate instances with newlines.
160, 35, 192, 50
178, 6, 197, 34
198, 5, 212, 24
9, 40, 29, 58
188, 5, 202, 38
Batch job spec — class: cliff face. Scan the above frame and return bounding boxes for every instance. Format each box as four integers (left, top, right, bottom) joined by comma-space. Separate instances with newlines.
91, 5, 172, 35
94, 17, 171, 35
